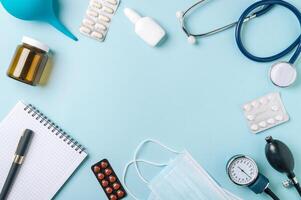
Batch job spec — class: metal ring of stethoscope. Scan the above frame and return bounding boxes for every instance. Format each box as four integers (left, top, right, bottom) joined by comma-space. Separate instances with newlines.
236, 0, 301, 87
176, 0, 274, 44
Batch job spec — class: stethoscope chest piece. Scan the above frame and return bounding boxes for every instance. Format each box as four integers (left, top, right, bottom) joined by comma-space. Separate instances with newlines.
270, 62, 297, 87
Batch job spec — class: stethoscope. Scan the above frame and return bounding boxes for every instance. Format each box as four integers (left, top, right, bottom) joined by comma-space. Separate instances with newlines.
177, 0, 301, 88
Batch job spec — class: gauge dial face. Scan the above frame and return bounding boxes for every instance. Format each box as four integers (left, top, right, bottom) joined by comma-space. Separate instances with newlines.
227, 155, 259, 186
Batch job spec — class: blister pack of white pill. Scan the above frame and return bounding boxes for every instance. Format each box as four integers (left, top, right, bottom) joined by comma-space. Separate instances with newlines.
80, 0, 120, 41
242, 92, 289, 134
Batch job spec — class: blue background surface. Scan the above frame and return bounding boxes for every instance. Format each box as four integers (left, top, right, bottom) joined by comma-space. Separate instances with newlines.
1, 0, 301, 199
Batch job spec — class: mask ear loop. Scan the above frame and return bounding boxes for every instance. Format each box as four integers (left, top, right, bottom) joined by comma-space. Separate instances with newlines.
122, 160, 167, 200
133, 139, 181, 184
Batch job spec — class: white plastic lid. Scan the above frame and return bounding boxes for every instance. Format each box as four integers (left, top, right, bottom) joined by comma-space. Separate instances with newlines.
22, 36, 49, 53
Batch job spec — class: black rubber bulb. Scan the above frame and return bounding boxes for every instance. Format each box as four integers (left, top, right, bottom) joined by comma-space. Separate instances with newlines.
265, 136, 295, 176
265, 136, 301, 197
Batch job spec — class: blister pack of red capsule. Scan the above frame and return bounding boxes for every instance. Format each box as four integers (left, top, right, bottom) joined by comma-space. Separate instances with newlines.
91, 159, 127, 200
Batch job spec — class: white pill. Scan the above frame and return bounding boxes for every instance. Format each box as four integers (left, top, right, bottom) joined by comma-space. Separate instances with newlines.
244, 104, 252, 112
90, 2, 102, 9
251, 101, 260, 108
275, 115, 284, 121
95, 23, 107, 31
91, 31, 104, 39
105, 0, 117, 5
260, 98, 268, 105
267, 118, 275, 124
80, 26, 92, 34
271, 105, 279, 111
247, 115, 255, 121
259, 121, 267, 128
99, 14, 110, 22
83, 19, 95, 26
103, 6, 114, 14
251, 124, 259, 131
87, 10, 98, 17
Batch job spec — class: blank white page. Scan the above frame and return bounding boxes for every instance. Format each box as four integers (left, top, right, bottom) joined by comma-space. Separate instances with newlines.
0, 101, 87, 200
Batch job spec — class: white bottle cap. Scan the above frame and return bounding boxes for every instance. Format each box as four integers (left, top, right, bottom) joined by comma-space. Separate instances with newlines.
22, 36, 49, 53
124, 8, 141, 24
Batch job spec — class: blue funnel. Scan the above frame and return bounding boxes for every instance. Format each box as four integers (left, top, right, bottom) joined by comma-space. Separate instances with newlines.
1, 0, 78, 41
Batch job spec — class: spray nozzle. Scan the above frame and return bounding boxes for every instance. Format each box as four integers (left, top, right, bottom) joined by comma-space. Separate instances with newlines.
124, 8, 142, 25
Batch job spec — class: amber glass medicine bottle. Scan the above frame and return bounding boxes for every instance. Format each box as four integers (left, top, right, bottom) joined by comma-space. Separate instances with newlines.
7, 36, 49, 86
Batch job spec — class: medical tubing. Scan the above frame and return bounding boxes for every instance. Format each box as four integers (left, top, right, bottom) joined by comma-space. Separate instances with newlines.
181, 0, 207, 36
290, 39, 301, 63
289, 173, 301, 197
183, 0, 206, 17
181, 0, 273, 37
264, 188, 280, 200
235, 0, 301, 64
293, 182, 301, 197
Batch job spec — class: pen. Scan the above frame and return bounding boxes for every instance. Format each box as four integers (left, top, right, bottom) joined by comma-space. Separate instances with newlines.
0, 129, 34, 200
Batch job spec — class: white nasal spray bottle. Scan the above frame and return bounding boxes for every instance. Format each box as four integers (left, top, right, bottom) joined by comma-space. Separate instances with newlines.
124, 8, 166, 47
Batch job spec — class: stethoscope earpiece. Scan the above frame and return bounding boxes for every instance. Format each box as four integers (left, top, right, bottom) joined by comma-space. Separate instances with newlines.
176, 11, 184, 20
187, 36, 196, 45
270, 62, 297, 87
175, 10, 196, 45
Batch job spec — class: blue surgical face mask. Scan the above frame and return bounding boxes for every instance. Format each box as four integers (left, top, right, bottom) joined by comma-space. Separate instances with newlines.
123, 140, 243, 200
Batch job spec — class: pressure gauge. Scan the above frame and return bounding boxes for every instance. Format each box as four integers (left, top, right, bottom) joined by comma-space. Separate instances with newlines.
227, 155, 259, 186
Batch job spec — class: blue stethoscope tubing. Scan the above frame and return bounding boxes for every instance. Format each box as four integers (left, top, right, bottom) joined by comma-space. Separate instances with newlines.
178, 1, 274, 39
235, 0, 301, 64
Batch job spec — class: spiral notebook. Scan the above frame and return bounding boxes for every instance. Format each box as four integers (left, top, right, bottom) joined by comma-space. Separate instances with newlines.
0, 101, 88, 200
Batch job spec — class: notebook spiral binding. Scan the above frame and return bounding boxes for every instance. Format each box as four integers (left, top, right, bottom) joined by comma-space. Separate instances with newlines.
24, 104, 86, 154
